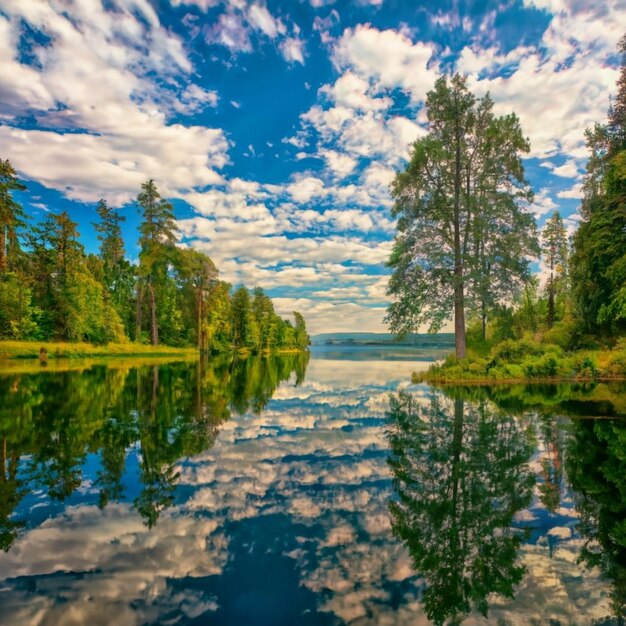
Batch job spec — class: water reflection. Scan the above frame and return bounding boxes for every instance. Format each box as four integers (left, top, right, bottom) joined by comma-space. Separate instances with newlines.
567, 418, 626, 620
387, 392, 534, 625
1, 353, 626, 625
447, 381, 626, 419
0, 352, 309, 543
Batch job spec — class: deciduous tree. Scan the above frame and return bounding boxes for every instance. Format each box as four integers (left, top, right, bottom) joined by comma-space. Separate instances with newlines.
386, 75, 535, 357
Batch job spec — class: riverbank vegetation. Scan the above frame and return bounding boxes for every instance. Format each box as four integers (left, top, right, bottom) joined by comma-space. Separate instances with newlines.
0, 340, 198, 361
388, 36, 626, 384
0, 174, 309, 355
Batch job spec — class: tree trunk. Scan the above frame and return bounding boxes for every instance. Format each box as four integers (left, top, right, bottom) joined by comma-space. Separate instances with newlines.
1, 437, 6, 482
135, 282, 144, 342
481, 298, 487, 341
0, 228, 6, 273
149, 282, 158, 345
454, 279, 466, 358
547, 271, 555, 328
453, 114, 467, 359
197, 286, 203, 352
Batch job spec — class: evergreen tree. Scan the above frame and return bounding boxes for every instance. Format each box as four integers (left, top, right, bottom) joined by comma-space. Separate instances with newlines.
0, 169, 310, 351
204, 280, 233, 353
571, 34, 626, 332
542, 211, 569, 328
0, 159, 26, 274
136, 179, 177, 345
231, 286, 259, 351
252, 287, 278, 352
293, 311, 310, 350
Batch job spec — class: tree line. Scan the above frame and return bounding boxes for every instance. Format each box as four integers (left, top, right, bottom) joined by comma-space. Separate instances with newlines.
387, 35, 626, 357
0, 175, 310, 352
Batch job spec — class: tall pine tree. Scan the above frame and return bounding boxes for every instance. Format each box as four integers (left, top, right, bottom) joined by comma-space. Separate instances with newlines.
136, 180, 177, 345
542, 211, 569, 328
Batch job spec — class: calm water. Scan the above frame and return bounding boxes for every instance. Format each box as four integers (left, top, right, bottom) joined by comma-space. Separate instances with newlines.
1, 347, 626, 625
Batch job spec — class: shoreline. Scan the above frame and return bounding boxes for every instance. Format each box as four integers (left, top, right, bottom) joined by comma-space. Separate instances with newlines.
0, 341, 309, 362
414, 373, 626, 387
413, 343, 626, 386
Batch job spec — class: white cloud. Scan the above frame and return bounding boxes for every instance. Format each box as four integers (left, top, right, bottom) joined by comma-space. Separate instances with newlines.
319, 72, 392, 112
463, 3, 622, 160
531, 188, 559, 220
552, 159, 582, 179
174, 83, 219, 114
280, 37, 306, 64
206, 9, 253, 51
332, 25, 438, 103
0, 0, 228, 203
363, 163, 395, 189
556, 183, 584, 199
247, 3, 285, 38
287, 175, 327, 202
171, 0, 221, 9
319, 149, 358, 178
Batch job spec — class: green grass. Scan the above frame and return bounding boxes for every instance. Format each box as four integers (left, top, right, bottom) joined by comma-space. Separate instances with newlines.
0, 340, 199, 360
414, 337, 626, 385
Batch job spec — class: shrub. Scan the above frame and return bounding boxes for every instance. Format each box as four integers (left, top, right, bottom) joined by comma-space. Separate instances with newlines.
543, 320, 576, 350
521, 353, 562, 378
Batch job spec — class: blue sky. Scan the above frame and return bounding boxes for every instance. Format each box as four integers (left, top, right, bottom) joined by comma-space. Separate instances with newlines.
0, 0, 622, 333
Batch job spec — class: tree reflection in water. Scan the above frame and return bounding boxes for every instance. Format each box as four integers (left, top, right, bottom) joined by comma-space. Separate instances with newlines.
567, 418, 626, 622
0, 352, 309, 545
387, 391, 535, 625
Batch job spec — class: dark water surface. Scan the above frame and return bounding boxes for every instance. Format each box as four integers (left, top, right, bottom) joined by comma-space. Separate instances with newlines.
1, 347, 626, 625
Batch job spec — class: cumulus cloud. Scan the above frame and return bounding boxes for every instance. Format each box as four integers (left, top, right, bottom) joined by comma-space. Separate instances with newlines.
199, 1, 305, 64
0, 0, 228, 203
462, 2, 621, 160
332, 25, 439, 103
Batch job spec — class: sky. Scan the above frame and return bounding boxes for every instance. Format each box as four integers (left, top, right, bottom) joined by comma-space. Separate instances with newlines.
0, 0, 623, 334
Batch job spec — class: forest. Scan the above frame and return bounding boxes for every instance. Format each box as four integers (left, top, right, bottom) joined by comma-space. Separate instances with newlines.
388, 35, 626, 382
0, 176, 309, 354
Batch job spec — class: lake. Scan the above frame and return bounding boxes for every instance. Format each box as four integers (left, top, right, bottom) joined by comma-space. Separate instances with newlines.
1, 346, 626, 625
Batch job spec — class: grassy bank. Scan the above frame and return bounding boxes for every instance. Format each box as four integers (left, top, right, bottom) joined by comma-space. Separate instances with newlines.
0, 340, 199, 360
0, 340, 310, 363
413, 337, 626, 385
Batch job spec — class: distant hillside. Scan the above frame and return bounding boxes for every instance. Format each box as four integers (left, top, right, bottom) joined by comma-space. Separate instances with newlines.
311, 332, 455, 347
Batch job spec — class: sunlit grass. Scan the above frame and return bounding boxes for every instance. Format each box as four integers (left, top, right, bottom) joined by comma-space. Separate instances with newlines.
0, 340, 199, 360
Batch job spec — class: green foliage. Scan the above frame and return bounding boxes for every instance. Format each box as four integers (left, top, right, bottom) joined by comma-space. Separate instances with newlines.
0, 341, 198, 360
386, 74, 537, 357
566, 415, 626, 617
0, 273, 39, 339
542, 211, 569, 328
0, 165, 311, 354
570, 36, 626, 333
0, 158, 26, 273
542, 318, 577, 350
